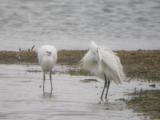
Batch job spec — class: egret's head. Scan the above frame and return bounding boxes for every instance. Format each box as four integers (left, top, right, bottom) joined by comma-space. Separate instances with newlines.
45, 51, 52, 56
90, 41, 97, 52
97, 48, 101, 61
89, 41, 100, 60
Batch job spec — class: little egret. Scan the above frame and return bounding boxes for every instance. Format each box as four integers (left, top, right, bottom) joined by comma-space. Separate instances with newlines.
37, 45, 57, 95
80, 41, 125, 101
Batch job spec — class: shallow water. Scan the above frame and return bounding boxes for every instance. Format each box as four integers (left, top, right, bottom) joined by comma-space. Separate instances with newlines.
0, 64, 159, 120
0, 0, 160, 50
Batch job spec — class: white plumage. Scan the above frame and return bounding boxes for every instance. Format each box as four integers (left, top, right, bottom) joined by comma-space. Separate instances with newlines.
81, 41, 125, 100
37, 45, 57, 95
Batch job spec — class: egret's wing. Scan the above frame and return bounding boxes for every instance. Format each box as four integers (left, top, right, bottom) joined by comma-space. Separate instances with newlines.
99, 48, 125, 84
81, 50, 98, 74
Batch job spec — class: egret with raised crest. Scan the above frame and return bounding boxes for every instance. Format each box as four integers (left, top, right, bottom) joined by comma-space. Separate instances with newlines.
80, 41, 125, 101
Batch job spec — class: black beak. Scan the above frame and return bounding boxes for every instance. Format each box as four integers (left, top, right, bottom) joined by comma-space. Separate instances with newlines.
46, 51, 52, 56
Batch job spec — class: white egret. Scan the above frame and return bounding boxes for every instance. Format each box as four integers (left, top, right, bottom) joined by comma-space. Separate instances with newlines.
80, 41, 125, 101
37, 45, 57, 95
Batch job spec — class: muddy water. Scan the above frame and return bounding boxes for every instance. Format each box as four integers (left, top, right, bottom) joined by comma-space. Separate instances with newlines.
0, 64, 159, 120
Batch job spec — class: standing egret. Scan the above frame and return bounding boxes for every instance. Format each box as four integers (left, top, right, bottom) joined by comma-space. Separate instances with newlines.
80, 41, 125, 101
37, 45, 57, 95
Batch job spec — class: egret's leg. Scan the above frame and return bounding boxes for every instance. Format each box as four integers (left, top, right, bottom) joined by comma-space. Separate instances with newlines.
100, 74, 108, 100
49, 71, 53, 94
43, 71, 46, 95
105, 80, 110, 100
100, 76, 107, 101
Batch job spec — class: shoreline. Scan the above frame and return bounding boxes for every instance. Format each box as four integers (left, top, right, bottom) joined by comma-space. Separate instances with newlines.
0, 49, 159, 81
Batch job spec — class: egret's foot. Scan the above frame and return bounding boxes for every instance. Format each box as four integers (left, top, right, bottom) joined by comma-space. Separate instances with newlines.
100, 96, 103, 101
99, 100, 103, 104
50, 92, 53, 96
50, 89, 54, 96
104, 99, 109, 103
105, 97, 108, 102
99, 97, 105, 104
